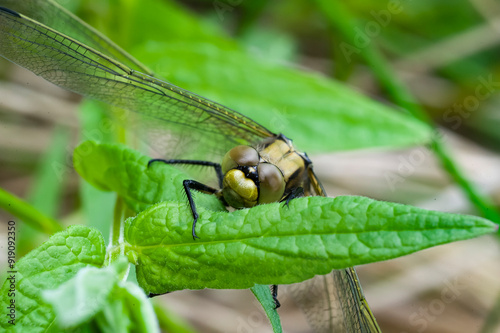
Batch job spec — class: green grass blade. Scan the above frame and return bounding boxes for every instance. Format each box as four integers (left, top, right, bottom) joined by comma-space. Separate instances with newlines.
0, 187, 62, 234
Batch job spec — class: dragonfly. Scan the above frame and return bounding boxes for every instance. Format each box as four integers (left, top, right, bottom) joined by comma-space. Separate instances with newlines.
0, 1, 381, 332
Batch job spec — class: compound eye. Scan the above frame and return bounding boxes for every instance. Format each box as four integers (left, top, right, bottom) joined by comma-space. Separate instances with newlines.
221, 146, 259, 174
257, 163, 285, 204
222, 169, 258, 208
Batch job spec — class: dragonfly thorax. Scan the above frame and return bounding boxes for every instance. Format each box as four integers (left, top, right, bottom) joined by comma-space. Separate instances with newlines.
221, 145, 286, 209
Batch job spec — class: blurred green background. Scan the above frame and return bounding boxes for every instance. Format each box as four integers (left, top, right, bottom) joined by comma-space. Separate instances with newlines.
1, 0, 500, 332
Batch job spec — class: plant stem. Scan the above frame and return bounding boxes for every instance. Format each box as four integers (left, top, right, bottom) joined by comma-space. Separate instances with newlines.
111, 196, 124, 247
105, 196, 127, 266
0, 187, 63, 234
314, 0, 500, 223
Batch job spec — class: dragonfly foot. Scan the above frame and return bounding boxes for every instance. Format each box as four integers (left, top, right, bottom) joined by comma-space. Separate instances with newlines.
282, 187, 305, 207
271, 285, 281, 309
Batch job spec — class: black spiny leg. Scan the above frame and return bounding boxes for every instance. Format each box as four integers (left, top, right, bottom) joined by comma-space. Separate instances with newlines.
282, 187, 305, 207
183, 179, 219, 239
148, 159, 223, 239
271, 284, 281, 309
148, 159, 224, 188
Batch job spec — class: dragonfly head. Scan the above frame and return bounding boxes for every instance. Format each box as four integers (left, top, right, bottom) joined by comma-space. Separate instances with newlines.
221, 145, 286, 209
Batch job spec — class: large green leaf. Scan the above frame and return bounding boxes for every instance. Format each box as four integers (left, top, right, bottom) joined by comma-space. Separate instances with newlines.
0, 225, 106, 332
73, 141, 225, 213
124, 196, 496, 295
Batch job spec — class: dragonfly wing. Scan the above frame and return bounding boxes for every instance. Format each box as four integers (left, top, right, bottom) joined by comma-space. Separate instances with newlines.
0, 7, 273, 161
0, 0, 150, 74
289, 265, 380, 333
289, 273, 349, 332
288, 170, 381, 332
332, 268, 381, 332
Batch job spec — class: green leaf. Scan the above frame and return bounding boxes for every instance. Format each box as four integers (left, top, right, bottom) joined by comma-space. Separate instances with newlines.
110, 282, 159, 333
42, 256, 159, 332
68, 0, 236, 56
153, 303, 197, 333
125, 196, 496, 295
93, 277, 159, 333
250, 285, 282, 333
41, 258, 127, 328
73, 141, 225, 213
94, 289, 132, 333
0, 225, 106, 332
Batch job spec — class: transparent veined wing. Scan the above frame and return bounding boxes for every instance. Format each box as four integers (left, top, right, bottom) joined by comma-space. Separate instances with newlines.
288, 169, 382, 332
0, 0, 151, 74
0, 4, 273, 161
289, 269, 381, 333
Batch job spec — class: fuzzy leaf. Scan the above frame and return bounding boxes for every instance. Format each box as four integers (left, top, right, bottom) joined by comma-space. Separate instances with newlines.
41, 258, 127, 328
0, 225, 106, 332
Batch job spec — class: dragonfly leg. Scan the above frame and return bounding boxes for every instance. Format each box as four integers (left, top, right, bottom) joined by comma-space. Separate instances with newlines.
183, 179, 220, 239
271, 284, 281, 309
282, 187, 305, 207
148, 159, 224, 188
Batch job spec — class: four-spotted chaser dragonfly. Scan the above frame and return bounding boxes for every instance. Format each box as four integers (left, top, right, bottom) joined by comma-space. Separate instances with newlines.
0, 1, 381, 331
